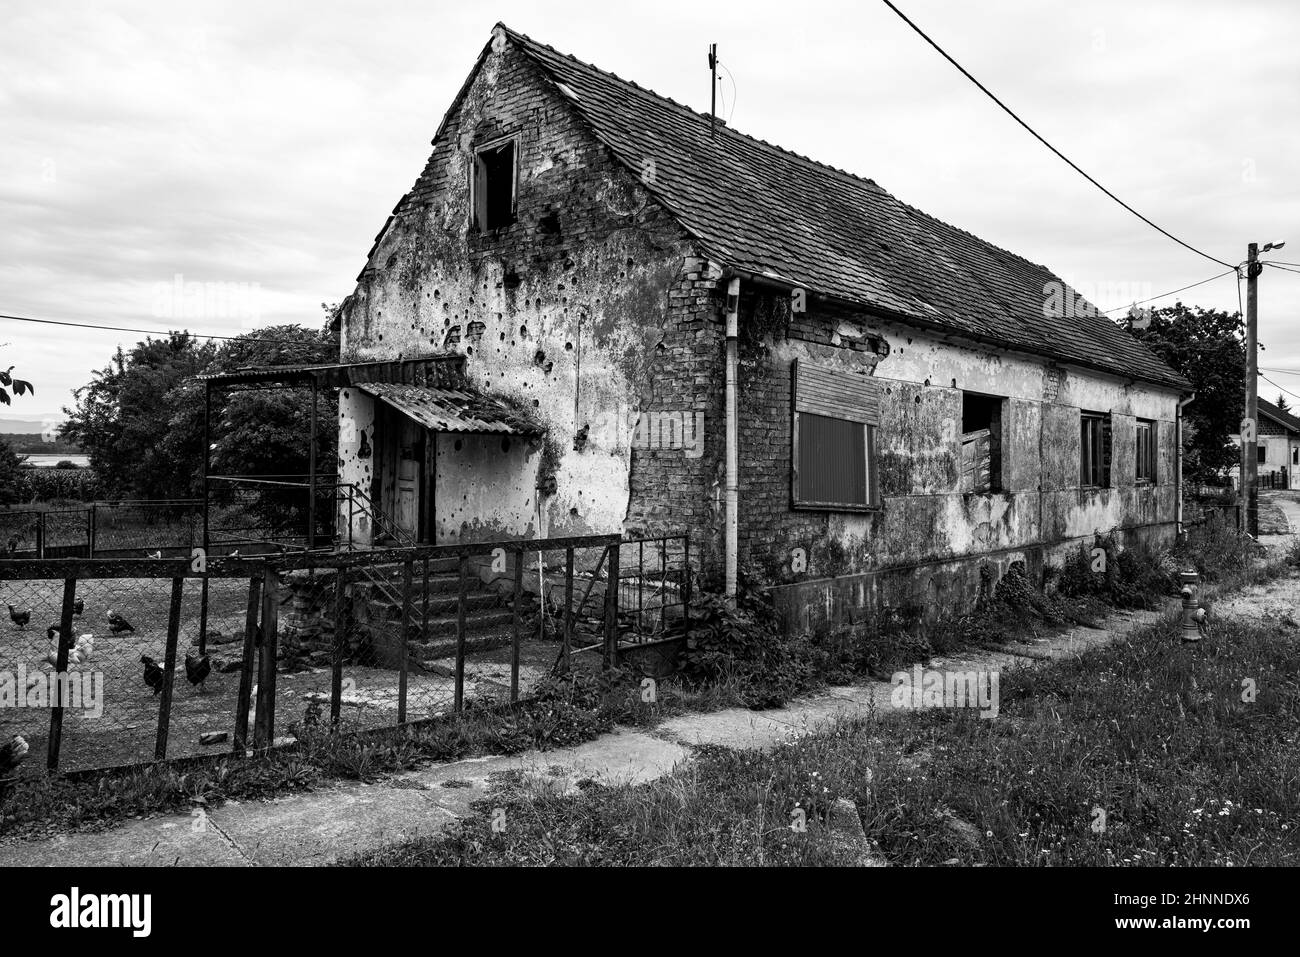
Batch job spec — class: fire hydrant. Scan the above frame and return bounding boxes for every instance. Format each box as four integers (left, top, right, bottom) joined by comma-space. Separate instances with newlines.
1180, 570, 1201, 643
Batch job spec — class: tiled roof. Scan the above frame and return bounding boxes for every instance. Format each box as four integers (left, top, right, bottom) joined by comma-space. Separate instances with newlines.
356, 381, 541, 435
494, 24, 1191, 392
1258, 397, 1300, 433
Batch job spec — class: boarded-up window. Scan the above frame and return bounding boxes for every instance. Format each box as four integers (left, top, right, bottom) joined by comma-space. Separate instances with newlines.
471, 137, 517, 231
1080, 411, 1112, 487
791, 360, 881, 510
1135, 418, 1157, 483
961, 392, 1004, 492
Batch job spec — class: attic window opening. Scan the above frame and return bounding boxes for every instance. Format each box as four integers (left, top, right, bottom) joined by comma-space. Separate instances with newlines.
472, 137, 518, 232
961, 391, 1005, 493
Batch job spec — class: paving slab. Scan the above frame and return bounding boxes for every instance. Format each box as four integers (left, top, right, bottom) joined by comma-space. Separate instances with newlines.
210, 784, 451, 866
0, 812, 248, 867
657, 708, 795, 750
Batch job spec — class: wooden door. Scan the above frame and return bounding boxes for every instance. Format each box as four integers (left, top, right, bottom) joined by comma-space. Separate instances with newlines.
396, 421, 421, 537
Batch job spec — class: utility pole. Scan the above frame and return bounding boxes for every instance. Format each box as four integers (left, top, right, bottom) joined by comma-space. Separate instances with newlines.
708, 43, 718, 139
1241, 242, 1261, 536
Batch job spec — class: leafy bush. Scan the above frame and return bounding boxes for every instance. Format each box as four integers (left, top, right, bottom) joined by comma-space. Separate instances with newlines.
1054, 531, 1176, 609
681, 591, 814, 707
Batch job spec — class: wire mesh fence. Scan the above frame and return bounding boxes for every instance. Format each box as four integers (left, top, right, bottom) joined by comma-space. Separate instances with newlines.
0, 501, 202, 559
0, 531, 691, 777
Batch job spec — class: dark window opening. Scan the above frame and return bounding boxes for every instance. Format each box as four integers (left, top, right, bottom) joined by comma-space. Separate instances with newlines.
1080, 411, 1112, 488
1258, 444, 1267, 464
961, 392, 1004, 492
1135, 418, 1157, 483
473, 139, 516, 231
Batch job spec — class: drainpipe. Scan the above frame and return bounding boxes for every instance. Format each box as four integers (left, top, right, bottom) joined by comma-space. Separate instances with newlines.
724, 276, 741, 603
1176, 392, 1195, 537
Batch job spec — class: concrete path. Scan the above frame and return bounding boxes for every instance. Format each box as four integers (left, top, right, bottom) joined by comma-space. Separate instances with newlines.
0, 599, 1198, 867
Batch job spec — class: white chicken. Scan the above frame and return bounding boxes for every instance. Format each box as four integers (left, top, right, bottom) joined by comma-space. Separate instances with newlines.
74, 633, 94, 662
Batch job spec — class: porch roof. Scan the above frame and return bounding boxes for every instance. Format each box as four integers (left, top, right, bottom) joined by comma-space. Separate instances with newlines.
356, 381, 542, 436
195, 353, 462, 389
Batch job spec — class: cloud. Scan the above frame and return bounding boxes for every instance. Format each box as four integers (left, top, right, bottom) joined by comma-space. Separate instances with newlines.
2, 0, 1298, 417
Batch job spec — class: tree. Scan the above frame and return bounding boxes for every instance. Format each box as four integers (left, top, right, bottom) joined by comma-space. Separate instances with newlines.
1126, 302, 1246, 484
1276, 393, 1292, 414
0, 438, 27, 506
0, 366, 33, 406
60, 333, 216, 499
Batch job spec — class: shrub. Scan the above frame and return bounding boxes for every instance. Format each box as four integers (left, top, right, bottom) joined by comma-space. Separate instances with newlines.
681, 590, 814, 707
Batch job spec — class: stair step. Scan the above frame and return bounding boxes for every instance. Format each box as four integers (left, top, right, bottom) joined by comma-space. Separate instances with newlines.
366, 591, 503, 619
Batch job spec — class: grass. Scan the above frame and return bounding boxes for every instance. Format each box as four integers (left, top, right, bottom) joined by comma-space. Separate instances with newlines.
3, 518, 1292, 843
346, 609, 1300, 867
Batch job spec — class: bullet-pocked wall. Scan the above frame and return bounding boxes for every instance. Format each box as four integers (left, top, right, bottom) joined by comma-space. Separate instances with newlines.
338, 32, 723, 549
736, 290, 1181, 633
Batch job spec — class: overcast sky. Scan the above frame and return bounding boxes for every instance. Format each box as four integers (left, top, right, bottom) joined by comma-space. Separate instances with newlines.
2, 0, 1297, 423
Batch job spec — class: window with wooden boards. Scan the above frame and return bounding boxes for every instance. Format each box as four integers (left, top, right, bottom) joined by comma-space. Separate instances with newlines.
791, 359, 882, 510
1080, 411, 1112, 488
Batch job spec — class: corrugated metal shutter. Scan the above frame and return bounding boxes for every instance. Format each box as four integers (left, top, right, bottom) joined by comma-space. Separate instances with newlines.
797, 412, 868, 505
961, 428, 992, 492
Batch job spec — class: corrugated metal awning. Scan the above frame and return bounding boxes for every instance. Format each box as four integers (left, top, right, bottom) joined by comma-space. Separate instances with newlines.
356, 381, 541, 436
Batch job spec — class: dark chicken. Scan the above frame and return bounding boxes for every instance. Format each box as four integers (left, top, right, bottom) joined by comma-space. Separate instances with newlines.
7, 605, 30, 629
140, 655, 164, 695
72, 597, 84, 617
0, 735, 29, 775
184, 652, 211, 693
107, 610, 135, 634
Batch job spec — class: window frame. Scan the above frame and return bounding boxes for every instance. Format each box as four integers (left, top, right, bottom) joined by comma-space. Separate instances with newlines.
790, 359, 882, 512
469, 133, 519, 233
960, 390, 1007, 494
1135, 418, 1157, 485
1080, 410, 1111, 488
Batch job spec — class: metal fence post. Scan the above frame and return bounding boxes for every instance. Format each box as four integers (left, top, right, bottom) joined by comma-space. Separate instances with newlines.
603, 543, 620, 670
254, 567, 279, 747
45, 577, 77, 770
511, 546, 523, 702
454, 551, 468, 713
36, 511, 45, 559
331, 567, 347, 728
398, 560, 413, 725
234, 575, 261, 750
562, 547, 575, 674
86, 504, 95, 558
154, 577, 185, 761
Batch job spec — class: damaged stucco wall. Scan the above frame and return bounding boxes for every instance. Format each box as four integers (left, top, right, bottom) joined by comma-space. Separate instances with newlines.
338, 32, 721, 547
736, 289, 1182, 632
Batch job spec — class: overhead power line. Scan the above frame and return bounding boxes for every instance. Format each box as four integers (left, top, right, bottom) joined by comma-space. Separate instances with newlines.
1100, 268, 1237, 314
0, 312, 318, 345
881, 0, 1234, 269
1260, 374, 1300, 403
1263, 262, 1300, 276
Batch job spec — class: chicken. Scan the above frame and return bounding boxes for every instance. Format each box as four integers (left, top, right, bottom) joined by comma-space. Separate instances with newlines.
5, 537, 18, 554
47, 623, 64, 642
184, 652, 211, 693
106, 610, 135, 634
8, 605, 31, 629
74, 633, 94, 662
1194, 606, 1208, 638
140, 655, 164, 695
72, 597, 84, 617
0, 735, 29, 776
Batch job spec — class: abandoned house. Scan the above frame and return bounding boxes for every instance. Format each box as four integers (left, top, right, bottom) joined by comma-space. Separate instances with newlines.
334, 23, 1193, 633
1232, 397, 1300, 490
